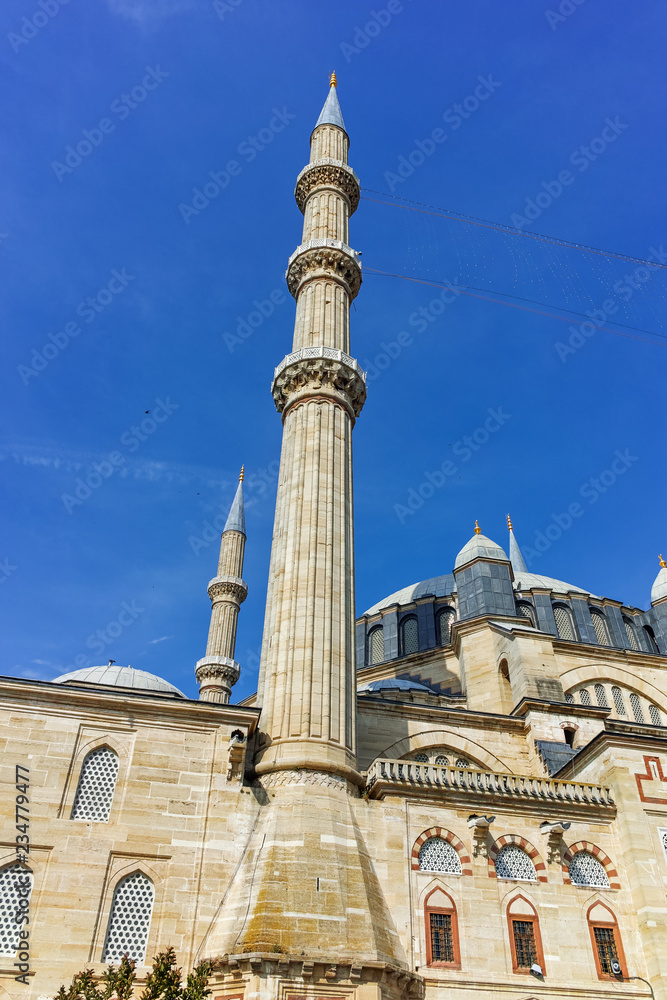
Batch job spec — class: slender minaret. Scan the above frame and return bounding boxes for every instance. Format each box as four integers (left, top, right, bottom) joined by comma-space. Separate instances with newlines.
255, 74, 365, 782
195, 469, 247, 703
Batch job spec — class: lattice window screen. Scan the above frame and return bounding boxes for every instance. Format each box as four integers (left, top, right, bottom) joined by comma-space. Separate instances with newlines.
553, 605, 575, 640
434, 754, 449, 765
455, 758, 470, 767
579, 687, 591, 706
612, 686, 627, 716
594, 683, 609, 708
649, 704, 662, 726
495, 845, 537, 881
623, 618, 640, 650
368, 627, 384, 665
102, 871, 154, 964
660, 829, 667, 864
644, 627, 660, 653
436, 608, 456, 645
418, 837, 462, 874
71, 746, 119, 822
413, 753, 429, 763
568, 851, 610, 888
590, 610, 611, 646
0, 865, 33, 957
565, 693, 575, 704
629, 693, 645, 723
400, 617, 419, 656
516, 603, 535, 624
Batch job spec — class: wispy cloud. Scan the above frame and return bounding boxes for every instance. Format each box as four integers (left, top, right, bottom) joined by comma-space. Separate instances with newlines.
106, 0, 198, 25
31, 658, 51, 665
148, 635, 173, 644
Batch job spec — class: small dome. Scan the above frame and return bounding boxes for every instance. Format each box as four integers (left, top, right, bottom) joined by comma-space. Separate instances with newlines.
358, 678, 435, 694
454, 531, 507, 569
363, 574, 455, 616
52, 665, 186, 698
652, 558, 667, 605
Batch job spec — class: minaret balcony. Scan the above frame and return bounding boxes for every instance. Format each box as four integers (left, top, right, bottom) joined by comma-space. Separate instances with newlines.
286, 238, 362, 300
271, 346, 367, 419
294, 158, 361, 213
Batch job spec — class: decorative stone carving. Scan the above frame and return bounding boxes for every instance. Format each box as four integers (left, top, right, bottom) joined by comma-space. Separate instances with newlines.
259, 768, 351, 791
195, 655, 240, 704
541, 820, 571, 864
294, 158, 361, 213
272, 348, 366, 419
207, 575, 248, 604
286, 241, 362, 300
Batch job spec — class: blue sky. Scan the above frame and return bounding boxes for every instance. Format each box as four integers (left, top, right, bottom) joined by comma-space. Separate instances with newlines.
2, 0, 666, 701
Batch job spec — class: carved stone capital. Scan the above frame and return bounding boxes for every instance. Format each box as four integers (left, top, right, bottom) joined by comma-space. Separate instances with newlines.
207, 575, 247, 604
286, 240, 362, 300
294, 158, 361, 214
195, 656, 240, 703
272, 347, 366, 419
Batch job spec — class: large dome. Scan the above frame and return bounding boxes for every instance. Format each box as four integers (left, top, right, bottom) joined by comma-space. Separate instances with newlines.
53, 665, 186, 698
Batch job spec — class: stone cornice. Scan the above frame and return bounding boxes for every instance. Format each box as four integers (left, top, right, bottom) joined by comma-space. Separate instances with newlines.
511, 697, 611, 721
357, 696, 526, 733
552, 637, 667, 665
294, 158, 361, 213
553, 725, 667, 779
272, 349, 366, 420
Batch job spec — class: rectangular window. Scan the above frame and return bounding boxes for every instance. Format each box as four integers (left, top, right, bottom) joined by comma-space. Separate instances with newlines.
429, 912, 454, 963
512, 919, 537, 969
593, 926, 619, 975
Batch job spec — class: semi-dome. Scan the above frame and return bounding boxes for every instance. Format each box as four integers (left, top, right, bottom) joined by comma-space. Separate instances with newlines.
652, 556, 667, 605
454, 529, 507, 569
52, 665, 186, 698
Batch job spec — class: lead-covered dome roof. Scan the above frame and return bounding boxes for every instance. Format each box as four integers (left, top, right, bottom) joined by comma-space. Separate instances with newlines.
454, 531, 507, 569
53, 665, 186, 698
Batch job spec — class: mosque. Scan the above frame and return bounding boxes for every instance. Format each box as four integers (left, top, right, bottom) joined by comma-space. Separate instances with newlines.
1, 76, 666, 1000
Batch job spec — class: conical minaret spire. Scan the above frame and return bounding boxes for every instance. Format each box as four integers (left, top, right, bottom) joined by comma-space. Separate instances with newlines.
507, 513, 528, 574
256, 76, 364, 782
195, 468, 247, 703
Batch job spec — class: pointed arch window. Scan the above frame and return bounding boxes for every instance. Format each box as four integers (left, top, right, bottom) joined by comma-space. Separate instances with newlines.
436, 607, 456, 646
424, 887, 461, 968
516, 602, 535, 626
553, 604, 576, 641
611, 686, 627, 716
579, 687, 592, 706
623, 616, 640, 650
71, 746, 119, 822
399, 615, 419, 657
629, 693, 645, 723
587, 902, 626, 979
0, 864, 34, 957
367, 625, 384, 665
506, 896, 545, 975
590, 608, 611, 646
649, 704, 662, 726
644, 625, 660, 654
102, 871, 154, 964
594, 683, 609, 708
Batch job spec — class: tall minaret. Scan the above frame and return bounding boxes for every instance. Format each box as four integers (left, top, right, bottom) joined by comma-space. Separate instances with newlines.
256, 74, 365, 783
195, 469, 247, 703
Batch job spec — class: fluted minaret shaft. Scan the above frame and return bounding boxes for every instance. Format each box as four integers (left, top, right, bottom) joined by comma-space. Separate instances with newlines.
256, 79, 364, 783
195, 474, 247, 704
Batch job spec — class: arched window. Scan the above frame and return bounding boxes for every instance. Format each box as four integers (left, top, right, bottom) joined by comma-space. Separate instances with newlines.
623, 616, 639, 650
455, 757, 470, 767
644, 626, 660, 654
587, 902, 626, 979
102, 871, 154, 964
71, 746, 119, 822
0, 864, 34, 957
506, 896, 545, 975
611, 686, 626, 716
629, 693, 645, 723
495, 845, 537, 882
568, 851, 610, 888
590, 608, 611, 646
434, 754, 449, 765
579, 687, 591, 706
553, 604, 576, 640
649, 704, 662, 726
399, 615, 419, 657
424, 887, 460, 967
594, 683, 609, 708
367, 625, 384, 665
413, 752, 429, 763
436, 607, 456, 646
418, 837, 462, 875
565, 692, 575, 704
516, 602, 535, 626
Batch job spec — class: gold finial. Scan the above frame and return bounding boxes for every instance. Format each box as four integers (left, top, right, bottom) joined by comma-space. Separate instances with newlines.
329, 71, 337, 88
507, 513, 513, 531
474, 520, 481, 534
660, 554, 666, 568
239, 465, 245, 482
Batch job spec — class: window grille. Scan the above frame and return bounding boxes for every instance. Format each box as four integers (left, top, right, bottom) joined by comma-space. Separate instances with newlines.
102, 871, 154, 964
593, 926, 619, 975
553, 605, 575, 640
0, 864, 33, 957
649, 704, 662, 726
644, 626, 660, 654
512, 920, 537, 968
400, 616, 419, 657
568, 851, 610, 888
436, 608, 456, 645
660, 829, 667, 863
565, 693, 575, 704
516, 603, 535, 625
71, 746, 119, 822
455, 758, 470, 768
413, 753, 429, 763
611, 686, 626, 716
590, 609, 611, 646
594, 683, 609, 708
629, 693, 645, 723
418, 838, 462, 875
429, 912, 454, 963
579, 687, 591, 706
368, 626, 384, 665
434, 754, 449, 766
623, 617, 639, 650
495, 845, 537, 881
